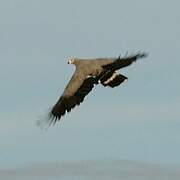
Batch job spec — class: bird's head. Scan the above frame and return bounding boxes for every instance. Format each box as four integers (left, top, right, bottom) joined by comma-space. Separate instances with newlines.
68, 57, 76, 65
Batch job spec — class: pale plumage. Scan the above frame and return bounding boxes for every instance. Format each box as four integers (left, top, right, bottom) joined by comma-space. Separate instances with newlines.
48, 52, 147, 125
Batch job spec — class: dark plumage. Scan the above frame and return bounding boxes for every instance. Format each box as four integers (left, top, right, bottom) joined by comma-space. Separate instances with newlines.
48, 52, 147, 125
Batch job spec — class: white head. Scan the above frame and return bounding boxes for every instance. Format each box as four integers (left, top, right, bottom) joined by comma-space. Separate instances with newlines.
68, 57, 76, 64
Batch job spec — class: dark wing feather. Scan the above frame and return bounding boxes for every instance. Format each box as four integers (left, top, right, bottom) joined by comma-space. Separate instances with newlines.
102, 52, 147, 71
105, 74, 127, 88
100, 70, 127, 88
49, 71, 97, 125
100, 70, 114, 83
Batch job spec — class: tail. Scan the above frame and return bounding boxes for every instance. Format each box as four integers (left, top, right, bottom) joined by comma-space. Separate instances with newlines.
100, 71, 128, 88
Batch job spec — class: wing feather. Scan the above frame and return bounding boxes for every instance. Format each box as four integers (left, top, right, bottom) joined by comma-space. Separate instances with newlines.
100, 71, 127, 88
49, 71, 97, 124
102, 52, 147, 71
106, 74, 127, 87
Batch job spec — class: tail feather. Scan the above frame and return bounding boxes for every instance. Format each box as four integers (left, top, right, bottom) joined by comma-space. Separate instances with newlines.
101, 71, 128, 88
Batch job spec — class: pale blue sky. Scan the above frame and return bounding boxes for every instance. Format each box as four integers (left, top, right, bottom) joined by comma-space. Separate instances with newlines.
0, 0, 180, 171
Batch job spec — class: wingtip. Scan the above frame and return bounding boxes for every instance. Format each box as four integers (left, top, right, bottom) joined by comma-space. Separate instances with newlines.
36, 112, 57, 129
37, 109, 64, 129
136, 51, 149, 59
118, 51, 148, 60
128, 51, 149, 62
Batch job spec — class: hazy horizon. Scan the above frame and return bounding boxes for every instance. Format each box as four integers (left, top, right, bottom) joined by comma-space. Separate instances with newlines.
1, 159, 180, 180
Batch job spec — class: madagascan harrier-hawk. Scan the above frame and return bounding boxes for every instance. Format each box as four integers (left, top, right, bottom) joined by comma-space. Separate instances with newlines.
47, 52, 147, 125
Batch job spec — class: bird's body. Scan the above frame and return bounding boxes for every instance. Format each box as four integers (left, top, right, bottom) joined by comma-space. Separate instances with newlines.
47, 52, 147, 125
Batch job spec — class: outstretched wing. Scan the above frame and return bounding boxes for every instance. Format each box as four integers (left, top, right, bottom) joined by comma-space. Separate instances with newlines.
48, 70, 98, 125
102, 52, 147, 71
97, 52, 147, 88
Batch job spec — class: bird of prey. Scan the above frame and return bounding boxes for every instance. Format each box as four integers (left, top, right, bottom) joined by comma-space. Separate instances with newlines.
48, 52, 147, 125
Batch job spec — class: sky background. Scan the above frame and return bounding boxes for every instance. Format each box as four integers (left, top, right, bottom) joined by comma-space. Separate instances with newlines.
0, 0, 180, 178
